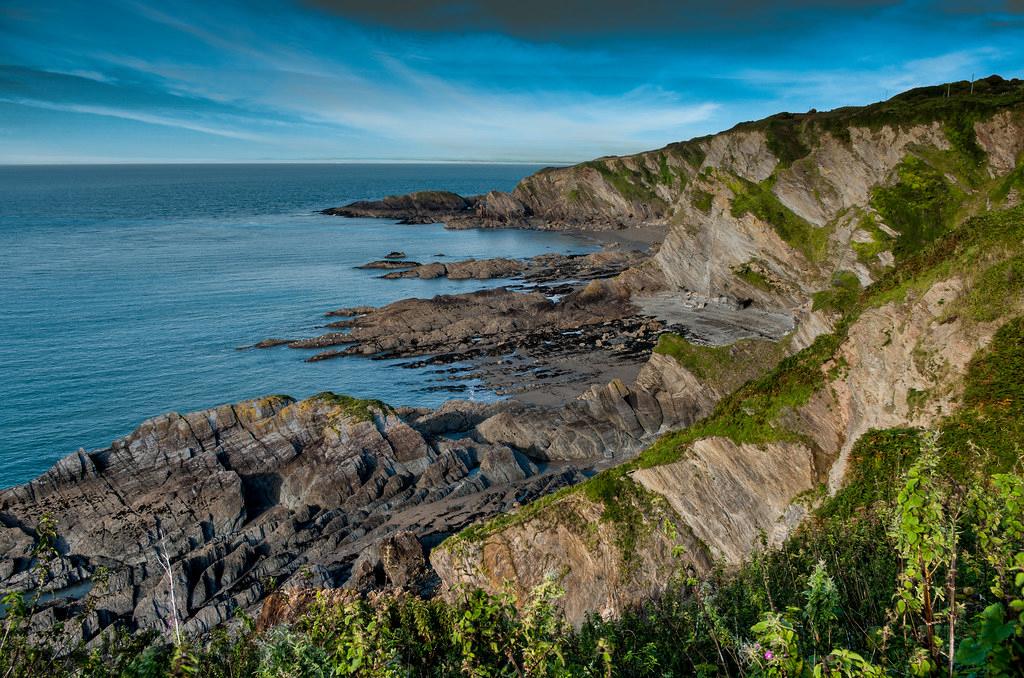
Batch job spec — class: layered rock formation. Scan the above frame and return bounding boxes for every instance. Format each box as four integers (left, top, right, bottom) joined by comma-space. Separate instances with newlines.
323, 191, 475, 223
430, 217, 1024, 623
0, 394, 595, 641
378, 250, 644, 282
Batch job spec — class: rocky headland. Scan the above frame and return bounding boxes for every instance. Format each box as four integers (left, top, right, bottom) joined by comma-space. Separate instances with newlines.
4, 76, 1024, 644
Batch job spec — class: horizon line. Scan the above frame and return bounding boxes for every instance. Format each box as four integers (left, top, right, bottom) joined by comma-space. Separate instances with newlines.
0, 158, 577, 167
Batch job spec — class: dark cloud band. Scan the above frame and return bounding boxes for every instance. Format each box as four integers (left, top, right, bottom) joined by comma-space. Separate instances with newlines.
304, 0, 907, 38
304, 0, 1024, 39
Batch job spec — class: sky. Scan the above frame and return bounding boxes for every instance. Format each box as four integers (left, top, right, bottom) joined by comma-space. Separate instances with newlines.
0, 0, 1022, 163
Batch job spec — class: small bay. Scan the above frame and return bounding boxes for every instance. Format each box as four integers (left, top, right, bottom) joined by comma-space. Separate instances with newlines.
0, 163, 593, 487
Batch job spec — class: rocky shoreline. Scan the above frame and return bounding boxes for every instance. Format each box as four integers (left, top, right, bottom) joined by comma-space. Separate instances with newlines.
0, 204, 792, 642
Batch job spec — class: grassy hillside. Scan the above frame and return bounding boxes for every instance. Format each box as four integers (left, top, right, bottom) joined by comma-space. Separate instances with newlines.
519, 76, 1023, 221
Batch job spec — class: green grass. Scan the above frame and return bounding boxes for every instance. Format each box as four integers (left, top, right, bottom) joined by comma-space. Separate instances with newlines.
811, 270, 862, 314
665, 138, 708, 169
870, 155, 964, 260
448, 470, 663, 571
691, 189, 713, 214
850, 211, 894, 267
655, 152, 685, 189
653, 333, 782, 387
729, 176, 832, 263
820, 428, 925, 521
992, 159, 1024, 204
732, 261, 776, 291
941, 315, 1024, 474
630, 327, 847, 472
866, 204, 1024, 308
765, 75, 1024, 151
579, 473, 661, 568
763, 115, 812, 167
965, 253, 1024, 321
450, 484, 577, 545
583, 159, 667, 209
309, 392, 391, 422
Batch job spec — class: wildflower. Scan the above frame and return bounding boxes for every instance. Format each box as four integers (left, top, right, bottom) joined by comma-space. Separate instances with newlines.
764, 650, 774, 660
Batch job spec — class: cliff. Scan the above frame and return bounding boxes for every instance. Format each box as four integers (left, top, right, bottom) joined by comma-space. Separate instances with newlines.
328, 77, 1024, 314
425, 76, 1024, 621
431, 203, 1024, 623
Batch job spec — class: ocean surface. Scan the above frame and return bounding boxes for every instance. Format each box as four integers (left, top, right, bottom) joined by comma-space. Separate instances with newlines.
0, 163, 594, 488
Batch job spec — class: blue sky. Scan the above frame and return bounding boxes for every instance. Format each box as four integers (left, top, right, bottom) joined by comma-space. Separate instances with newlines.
1, 0, 1022, 163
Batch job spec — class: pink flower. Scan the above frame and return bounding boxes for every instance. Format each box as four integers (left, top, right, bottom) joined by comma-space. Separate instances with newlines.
764, 650, 774, 660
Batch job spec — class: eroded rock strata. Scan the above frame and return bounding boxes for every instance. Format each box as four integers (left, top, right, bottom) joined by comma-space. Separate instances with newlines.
0, 395, 588, 641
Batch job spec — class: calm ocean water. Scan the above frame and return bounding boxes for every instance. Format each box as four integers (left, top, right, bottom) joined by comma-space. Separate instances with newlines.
0, 164, 592, 487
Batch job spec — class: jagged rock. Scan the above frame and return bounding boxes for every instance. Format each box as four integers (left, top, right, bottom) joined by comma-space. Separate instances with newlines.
430, 492, 712, 625
347, 531, 427, 591
256, 588, 356, 632
325, 305, 375, 317
282, 287, 637, 360
382, 258, 525, 280
322, 191, 475, 224
0, 395, 596, 641
479, 447, 537, 485
357, 260, 421, 270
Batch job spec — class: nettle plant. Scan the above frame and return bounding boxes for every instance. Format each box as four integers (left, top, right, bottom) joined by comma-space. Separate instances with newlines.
889, 434, 965, 676
744, 562, 883, 678
956, 471, 1024, 675
887, 433, 1024, 677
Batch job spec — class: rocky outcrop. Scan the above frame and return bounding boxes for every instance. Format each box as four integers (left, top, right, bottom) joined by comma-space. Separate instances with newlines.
823, 278, 998, 489
380, 250, 646, 283
0, 395, 595, 642
630, 438, 819, 561
431, 491, 712, 624
382, 258, 525, 280
347, 531, 428, 592
323, 191, 475, 223
357, 260, 422, 270
286, 286, 639, 359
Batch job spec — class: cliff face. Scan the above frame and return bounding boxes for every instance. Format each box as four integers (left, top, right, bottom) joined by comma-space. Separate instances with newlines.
329, 78, 1024, 316
428, 78, 1024, 622
431, 206, 1024, 621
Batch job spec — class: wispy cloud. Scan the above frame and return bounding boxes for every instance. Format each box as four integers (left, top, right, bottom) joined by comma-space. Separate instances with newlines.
0, 0, 1021, 162
734, 47, 1008, 108
0, 96, 268, 141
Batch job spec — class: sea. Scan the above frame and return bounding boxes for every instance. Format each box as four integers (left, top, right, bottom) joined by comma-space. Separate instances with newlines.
0, 163, 595, 488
